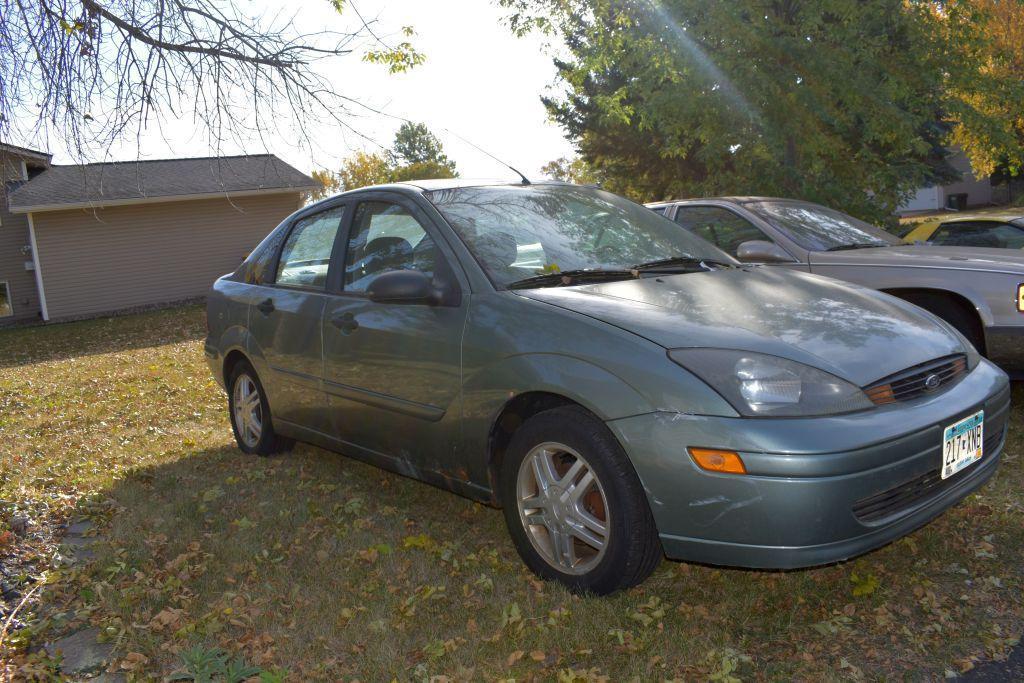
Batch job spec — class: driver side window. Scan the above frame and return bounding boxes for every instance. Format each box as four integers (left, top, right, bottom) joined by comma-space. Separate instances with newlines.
343, 201, 438, 293
674, 206, 769, 257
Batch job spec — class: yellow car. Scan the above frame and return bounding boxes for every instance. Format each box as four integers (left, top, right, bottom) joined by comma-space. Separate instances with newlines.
903, 212, 1024, 249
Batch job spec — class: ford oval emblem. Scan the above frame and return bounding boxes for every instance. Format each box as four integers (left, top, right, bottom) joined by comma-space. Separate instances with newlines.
924, 374, 942, 391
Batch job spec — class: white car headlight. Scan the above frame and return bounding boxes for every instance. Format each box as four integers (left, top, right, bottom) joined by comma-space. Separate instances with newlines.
669, 349, 874, 417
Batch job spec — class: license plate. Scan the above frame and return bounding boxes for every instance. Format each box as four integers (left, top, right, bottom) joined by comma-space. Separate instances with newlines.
942, 410, 984, 480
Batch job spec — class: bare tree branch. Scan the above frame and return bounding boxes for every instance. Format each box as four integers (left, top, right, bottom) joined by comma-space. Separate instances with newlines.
0, 0, 421, 160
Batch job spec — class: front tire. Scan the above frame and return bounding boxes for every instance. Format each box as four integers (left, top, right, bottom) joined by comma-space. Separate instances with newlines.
227, 360, 294, 456
500, 406, 662, 594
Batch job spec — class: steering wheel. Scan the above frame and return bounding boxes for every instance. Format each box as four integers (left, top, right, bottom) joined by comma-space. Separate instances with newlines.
594, 244, 619, 262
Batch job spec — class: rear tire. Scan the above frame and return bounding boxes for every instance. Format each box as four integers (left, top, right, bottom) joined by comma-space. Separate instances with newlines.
227, 359, 294, 456
896, 292, 985, 354
499, 406, 662, 595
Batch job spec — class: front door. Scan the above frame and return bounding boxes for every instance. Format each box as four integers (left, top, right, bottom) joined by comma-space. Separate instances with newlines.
322, 198, 467, 472
247, 204, 346, 431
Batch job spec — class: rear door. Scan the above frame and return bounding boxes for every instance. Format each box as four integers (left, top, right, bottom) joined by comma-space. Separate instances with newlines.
321, 194, 468, 471
247, 204, 347, 431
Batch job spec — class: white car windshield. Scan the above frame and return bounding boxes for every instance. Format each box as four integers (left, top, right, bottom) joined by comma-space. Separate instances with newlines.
747, 201, 902, 251
426, 184, 735, 288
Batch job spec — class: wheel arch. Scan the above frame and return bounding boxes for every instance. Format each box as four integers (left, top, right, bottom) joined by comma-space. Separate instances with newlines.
485, 391, 586, 501
460, 353, 657, 503
217, 324, 268, 387
880, 287, 987, 352
222, 348, 251, 387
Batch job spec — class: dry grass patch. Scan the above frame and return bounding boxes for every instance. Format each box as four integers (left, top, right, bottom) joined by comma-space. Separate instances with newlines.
0, 305, 1021, 680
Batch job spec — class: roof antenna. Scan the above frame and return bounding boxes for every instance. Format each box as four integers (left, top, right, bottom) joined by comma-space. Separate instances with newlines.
441, 127, 530, 185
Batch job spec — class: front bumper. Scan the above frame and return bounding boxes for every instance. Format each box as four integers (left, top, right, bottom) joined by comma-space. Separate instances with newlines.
608, 360, 1011, 569
985, 325, 1024, 376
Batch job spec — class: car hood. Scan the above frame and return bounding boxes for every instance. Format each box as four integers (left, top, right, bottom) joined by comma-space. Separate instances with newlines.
515, 267, 966, 386
811, 244, 1024, 273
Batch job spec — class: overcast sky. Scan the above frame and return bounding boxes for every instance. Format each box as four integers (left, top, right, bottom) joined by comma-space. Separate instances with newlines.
35, 0, 576, 180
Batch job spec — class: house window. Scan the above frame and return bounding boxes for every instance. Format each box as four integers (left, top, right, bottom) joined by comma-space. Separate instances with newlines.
0, 282, 12, 318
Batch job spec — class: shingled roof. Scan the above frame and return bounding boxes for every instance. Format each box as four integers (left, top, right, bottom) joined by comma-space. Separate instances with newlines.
9, 154, 316, 212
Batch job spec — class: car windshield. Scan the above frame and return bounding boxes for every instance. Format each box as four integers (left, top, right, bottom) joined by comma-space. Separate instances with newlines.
425, 184, 735, 288
746, 201, 901, 252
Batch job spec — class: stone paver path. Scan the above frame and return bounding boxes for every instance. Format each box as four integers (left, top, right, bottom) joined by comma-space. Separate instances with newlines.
43, 628, 114, 676
43, 518, 122, 679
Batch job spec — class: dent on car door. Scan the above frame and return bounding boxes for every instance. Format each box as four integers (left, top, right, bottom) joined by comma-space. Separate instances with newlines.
247, 204, 347, 431
321, 198, 468, 473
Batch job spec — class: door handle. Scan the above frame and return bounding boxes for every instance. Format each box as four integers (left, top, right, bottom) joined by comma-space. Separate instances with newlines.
330, 312, 359, 334
256, 298, 275, 316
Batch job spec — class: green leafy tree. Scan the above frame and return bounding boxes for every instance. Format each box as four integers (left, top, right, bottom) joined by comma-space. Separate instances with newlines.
337, 152, 395, 191
390, 160, 458, 182
948, 0, 1024, 178
310, 169, 341, 201
392, 122, 457, 173
501, 0, 1024, 222
540, 156, 602, 184
318, 123, 457, 193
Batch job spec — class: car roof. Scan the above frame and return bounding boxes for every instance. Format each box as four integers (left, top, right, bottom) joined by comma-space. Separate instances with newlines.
647, 196, 805, 207
933, 212, 1024, 225
327, 177, 577, 197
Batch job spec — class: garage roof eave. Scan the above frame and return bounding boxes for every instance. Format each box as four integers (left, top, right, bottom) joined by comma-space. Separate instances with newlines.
9, 186, 316, 214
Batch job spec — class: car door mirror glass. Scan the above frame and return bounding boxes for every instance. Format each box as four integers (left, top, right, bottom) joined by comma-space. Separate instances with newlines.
736, 240, 793, 263
366, 269, 441, 305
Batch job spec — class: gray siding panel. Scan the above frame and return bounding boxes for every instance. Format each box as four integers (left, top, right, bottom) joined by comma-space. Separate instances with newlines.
0, 155, 42, 322
33, 193, 300, 320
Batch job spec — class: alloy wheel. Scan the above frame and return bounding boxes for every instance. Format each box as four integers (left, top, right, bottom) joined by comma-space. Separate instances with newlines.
232, 373, 263, 448
516, 442, 610, 575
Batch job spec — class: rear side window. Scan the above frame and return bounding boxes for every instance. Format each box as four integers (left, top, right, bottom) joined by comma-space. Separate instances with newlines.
241, 228, 288, 285
275, 206, 346, 290
674, 206, 770, 256
931, 221, 1024, 249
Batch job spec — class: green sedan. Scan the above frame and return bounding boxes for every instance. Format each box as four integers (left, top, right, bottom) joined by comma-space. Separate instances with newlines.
205, 181, 1010, 594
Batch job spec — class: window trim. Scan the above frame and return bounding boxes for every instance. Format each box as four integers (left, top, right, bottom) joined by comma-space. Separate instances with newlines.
0, 281, 13, 318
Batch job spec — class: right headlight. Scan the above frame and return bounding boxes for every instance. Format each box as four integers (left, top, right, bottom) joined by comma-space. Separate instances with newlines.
669, 348, 874, 417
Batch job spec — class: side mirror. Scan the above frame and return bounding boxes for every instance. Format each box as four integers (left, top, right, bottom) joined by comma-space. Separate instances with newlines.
736, 240, 793, 264
367, 270, 442, 305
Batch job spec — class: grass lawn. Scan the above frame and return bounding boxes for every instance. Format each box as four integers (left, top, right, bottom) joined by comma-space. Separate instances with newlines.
1, 305, 1022, 680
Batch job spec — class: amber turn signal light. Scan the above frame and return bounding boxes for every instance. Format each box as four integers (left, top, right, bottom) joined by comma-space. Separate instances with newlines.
688, 447, 746, 474
1017, 283, 1023, 312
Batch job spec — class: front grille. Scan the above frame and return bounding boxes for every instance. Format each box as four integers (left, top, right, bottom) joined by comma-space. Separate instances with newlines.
864, 355, 968, 406
852, 424, 1005, 524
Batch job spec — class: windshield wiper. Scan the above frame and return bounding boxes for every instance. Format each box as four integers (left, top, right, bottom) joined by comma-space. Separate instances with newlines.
825, 242, 889, 251
630, 256, 734, 272
507, 269, 636, 290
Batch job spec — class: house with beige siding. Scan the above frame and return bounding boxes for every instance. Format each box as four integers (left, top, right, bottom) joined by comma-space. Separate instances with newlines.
0, 144, 315, 324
